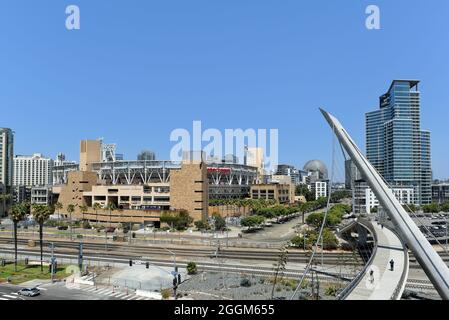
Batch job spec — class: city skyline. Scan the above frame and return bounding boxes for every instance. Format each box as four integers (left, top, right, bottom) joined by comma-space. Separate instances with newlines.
1, 1, 449, 304
1, 1, 449, 179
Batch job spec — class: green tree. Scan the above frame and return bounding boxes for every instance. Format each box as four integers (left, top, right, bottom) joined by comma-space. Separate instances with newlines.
54, 202, 63, 220
422, 203, 440, 213
10, 203, 28, 271
0, 193, 12, 216
107, 202, 117, 226
212, 214, 226, 231
440, 203, 449, 213
66, 204, 75, 240
330, 190, 351, 203
79, 204, 88, 221
32, 204, 52, 272
240, 215, 265, 228
160, 210, 193, 231
295, 185, 314, 201
93, 202, 101, 225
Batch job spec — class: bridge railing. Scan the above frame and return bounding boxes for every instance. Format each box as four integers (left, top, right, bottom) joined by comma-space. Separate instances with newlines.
390, 229, 410, 300
336, 218, 378, 300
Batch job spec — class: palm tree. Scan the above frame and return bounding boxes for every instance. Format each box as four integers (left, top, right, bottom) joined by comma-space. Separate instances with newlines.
0, 193, 11, 217
93, 202, 101, 225
10, 203, 27, 271
54, 202, 63, 221
67, 204, 75, 241
32, 204, 51, 272
79, 204, 88, 222
107, 202, 116, 227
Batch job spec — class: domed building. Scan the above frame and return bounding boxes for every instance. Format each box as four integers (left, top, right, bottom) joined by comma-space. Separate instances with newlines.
303, 160, 328, 180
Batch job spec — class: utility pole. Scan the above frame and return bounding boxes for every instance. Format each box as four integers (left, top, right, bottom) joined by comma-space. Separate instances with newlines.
444, 215, 449, 252
321, 236, 324, 267
50, 242, 55, 283
164, 247, 178, 300
104, 230, 108, 251
78, 242, 83, 274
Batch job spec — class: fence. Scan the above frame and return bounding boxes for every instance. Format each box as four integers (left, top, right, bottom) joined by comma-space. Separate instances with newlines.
336, 218, 378, 300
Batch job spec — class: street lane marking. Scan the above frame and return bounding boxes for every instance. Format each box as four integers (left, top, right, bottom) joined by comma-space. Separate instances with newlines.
109, 292, 122, 297
0, 297, 9, 300
84, 287, 98, 292
2, 295, 17, 299
114, 293, 127, 298
95, 288, 111, 294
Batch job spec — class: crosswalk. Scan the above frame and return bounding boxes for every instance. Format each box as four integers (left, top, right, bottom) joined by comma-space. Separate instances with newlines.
76, 285, 153, 300
0, 292, 20, 300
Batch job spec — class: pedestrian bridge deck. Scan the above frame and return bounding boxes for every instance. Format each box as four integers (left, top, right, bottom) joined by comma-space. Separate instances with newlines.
346, 222, 408, 300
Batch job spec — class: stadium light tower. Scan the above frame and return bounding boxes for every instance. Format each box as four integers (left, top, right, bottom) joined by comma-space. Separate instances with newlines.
320, 108, 449, 300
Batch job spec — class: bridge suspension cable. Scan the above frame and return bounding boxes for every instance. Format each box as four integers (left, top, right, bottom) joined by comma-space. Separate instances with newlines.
290, 124, 337, 300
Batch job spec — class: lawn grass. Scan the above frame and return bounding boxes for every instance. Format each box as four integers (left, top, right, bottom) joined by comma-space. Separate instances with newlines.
0, 262, 68, 285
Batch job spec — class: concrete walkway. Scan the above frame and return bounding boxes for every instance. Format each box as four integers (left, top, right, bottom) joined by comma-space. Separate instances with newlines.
347, 223, 407, 300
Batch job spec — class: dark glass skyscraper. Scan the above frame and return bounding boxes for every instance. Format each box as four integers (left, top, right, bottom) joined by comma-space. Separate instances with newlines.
366, 80, 432, 205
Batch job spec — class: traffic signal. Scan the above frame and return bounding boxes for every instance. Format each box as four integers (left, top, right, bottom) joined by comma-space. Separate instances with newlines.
129, 259, 133, 266
146, 262, 149, 269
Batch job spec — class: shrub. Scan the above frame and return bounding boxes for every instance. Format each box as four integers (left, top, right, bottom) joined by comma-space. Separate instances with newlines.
290, 228, 338, 250
325, 285, 339, 297
187, 262, 197, 275
240, 278, 251, 287
161, 289, 171, 299
82, 220, 91, 229
194, 220, 210, 231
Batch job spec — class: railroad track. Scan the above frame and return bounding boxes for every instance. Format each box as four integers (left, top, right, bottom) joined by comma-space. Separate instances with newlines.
0, 237, 363, 266
0, 247, 355, 284
405, 279, 437, 292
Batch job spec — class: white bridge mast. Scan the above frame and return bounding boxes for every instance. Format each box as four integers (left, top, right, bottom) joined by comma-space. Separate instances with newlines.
320, 108, 449, 300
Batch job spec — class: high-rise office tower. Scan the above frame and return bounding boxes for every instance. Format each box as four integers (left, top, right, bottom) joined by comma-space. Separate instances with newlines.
0, 128, 14, 189
137, 150, 156, 161
0, 128, 13, 216
366, 80, 432, 205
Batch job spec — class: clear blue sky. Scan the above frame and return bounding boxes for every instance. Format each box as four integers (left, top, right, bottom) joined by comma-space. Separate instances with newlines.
1, 1, 448, 179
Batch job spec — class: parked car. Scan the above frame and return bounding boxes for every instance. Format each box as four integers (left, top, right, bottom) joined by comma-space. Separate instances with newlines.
17, 287, 40, 297
105, 227, 116, 233
57, 226, 68, 230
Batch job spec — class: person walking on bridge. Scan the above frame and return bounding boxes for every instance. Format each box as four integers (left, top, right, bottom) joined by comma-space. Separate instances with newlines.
369, 270, 374, 283
389, 259, 395, 271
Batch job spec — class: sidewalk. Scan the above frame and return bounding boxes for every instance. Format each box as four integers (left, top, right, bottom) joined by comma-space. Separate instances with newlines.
346, 223, 407, 300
